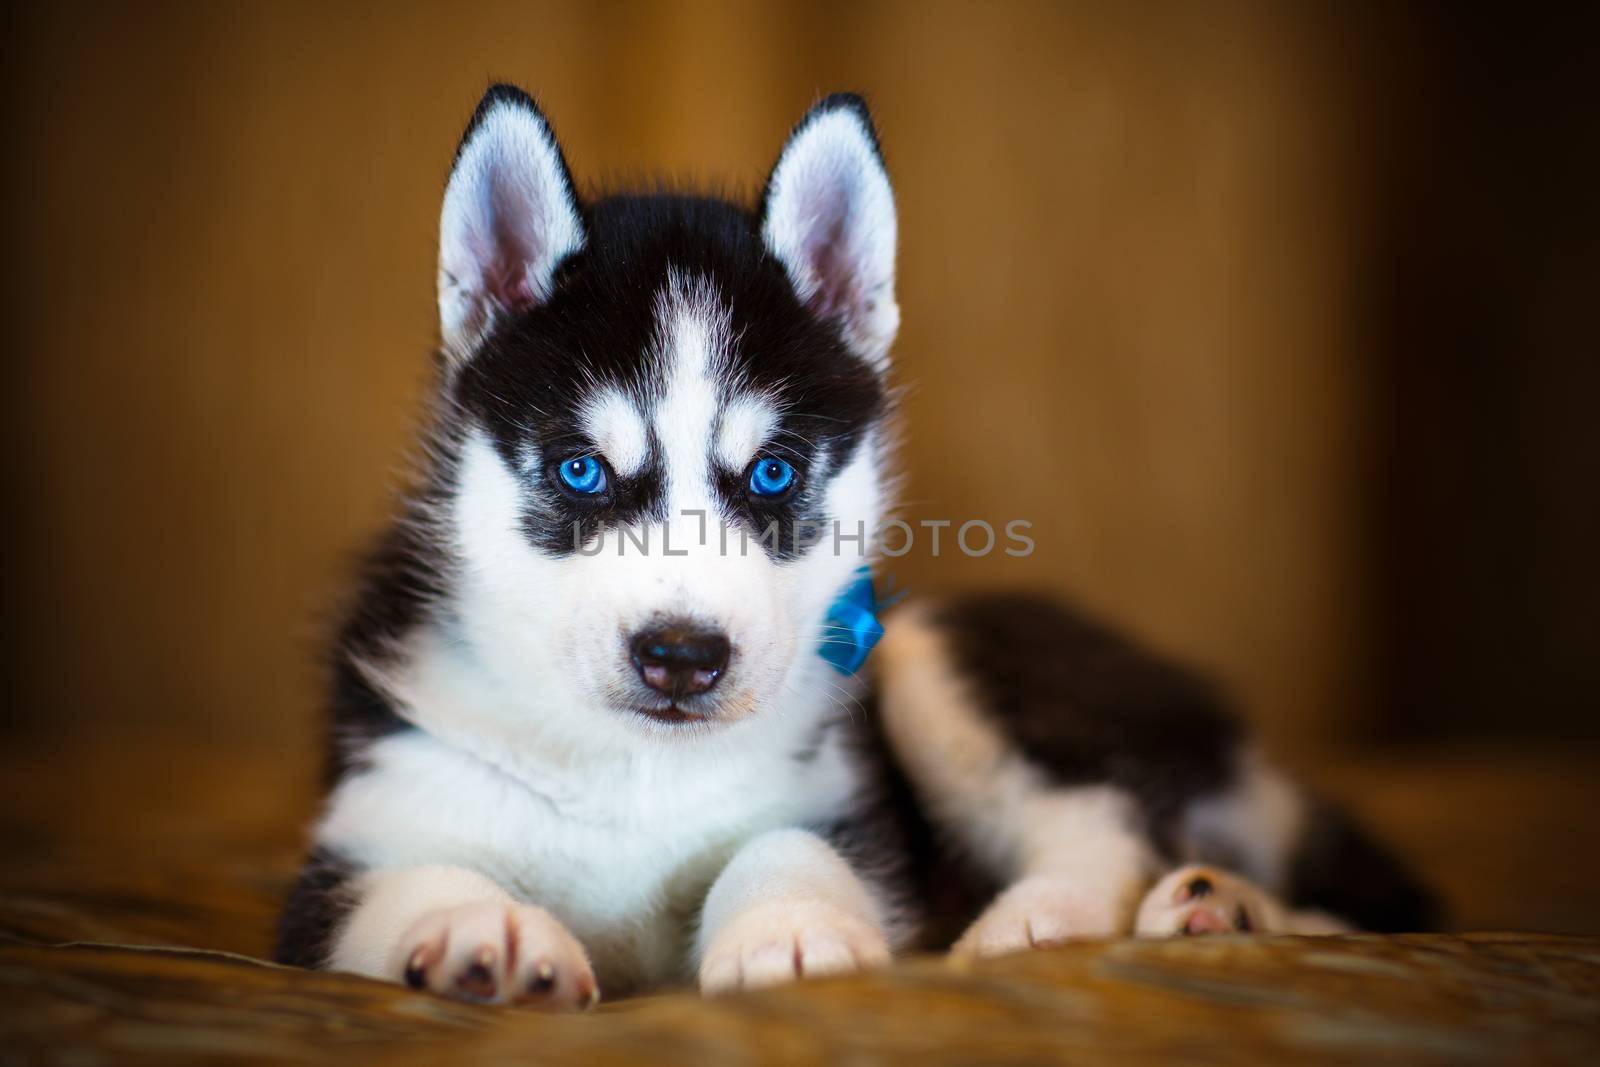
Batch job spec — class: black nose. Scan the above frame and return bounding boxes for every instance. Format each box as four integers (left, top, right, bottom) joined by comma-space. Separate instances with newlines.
630, 625, 730, 699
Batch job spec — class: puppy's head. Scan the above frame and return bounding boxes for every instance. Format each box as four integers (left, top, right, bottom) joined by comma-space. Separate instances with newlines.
434, 87, 897, 731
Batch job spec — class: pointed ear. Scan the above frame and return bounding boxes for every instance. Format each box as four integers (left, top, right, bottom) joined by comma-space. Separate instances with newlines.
760, 94, 899, 369
437, 85, 584, 362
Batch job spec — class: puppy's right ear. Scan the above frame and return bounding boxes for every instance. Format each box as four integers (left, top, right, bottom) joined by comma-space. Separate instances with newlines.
437, 85, 584, 362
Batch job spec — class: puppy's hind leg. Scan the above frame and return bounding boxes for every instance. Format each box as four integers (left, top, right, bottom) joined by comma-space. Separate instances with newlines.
1176, 749, 1441, 934
876, 605, 1160, 957
947, 785, 1158, 957
1134, 863, 1353, 937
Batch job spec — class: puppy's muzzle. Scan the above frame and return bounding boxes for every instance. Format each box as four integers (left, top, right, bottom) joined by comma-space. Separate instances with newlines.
630, 624, 730, 700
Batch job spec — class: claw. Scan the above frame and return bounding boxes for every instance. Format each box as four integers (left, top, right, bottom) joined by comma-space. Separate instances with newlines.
527, 960, 556, 995
404, 946, 428, 990
457, 947, 499, 999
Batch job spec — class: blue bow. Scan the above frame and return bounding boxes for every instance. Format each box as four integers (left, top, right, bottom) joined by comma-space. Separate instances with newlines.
818, 566, 886, 675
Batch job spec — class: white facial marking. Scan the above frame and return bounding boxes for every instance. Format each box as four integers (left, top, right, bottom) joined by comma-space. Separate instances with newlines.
716, 394, 779, 472
580, 388, 650, 477
651, 270, 730, 512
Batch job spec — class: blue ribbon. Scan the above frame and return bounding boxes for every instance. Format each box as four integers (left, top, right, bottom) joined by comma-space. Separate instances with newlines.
818, 566, 886, 675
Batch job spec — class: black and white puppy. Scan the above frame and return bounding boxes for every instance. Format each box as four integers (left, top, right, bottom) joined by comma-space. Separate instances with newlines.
276, 86, 1435, 1009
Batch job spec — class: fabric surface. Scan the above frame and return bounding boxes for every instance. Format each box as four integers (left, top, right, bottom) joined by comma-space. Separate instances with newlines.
2, 739, 1598, 1063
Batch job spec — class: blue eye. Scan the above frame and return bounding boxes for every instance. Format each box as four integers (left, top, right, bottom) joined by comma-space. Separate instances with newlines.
748, 457, 797, 497
557, 455, 608, 495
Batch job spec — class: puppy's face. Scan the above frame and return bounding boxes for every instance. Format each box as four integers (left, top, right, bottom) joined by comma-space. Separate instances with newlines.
435, 89, 898, 730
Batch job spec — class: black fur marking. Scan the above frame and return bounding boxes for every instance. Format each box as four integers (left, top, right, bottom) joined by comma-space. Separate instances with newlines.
324, 660, 409, 786
933, 593, 1244, 859
454, 193, 885, 561
321, 510, 450, 784
274, 848, 359, 968
809, 694, 997, 952
788, 713, 839, 766
1287, 798, 1442, 932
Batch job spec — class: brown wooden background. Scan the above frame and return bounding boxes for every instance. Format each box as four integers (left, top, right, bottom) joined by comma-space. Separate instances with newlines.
3, 2, 1595, 767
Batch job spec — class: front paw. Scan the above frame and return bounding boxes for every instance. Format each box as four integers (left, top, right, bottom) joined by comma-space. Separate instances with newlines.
393, 900, 598, 1010
699, 901, 890, 995
951, 874, 1124, 959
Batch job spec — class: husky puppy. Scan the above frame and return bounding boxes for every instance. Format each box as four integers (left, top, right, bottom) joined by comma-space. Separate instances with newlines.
276, 86, 1435, 1008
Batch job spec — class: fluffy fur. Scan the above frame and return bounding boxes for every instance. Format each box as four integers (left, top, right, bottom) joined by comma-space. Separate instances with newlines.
277, 86, 1436, 1008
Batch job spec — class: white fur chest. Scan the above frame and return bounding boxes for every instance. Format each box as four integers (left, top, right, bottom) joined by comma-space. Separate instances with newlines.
316, 698, 859, 992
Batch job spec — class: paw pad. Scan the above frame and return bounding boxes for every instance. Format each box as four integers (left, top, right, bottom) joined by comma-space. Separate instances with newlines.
394, 900, 598, 1011
1135, 864, 1284, 937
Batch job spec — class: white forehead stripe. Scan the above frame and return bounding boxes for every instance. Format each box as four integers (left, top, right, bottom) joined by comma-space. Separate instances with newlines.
716, 395, 779, 470
580, 389, 649, 477
652, 271, 732, 507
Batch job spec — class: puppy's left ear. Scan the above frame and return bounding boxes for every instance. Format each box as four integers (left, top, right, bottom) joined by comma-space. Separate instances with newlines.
761, 94, 898, 369
437, 85, 584, 363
